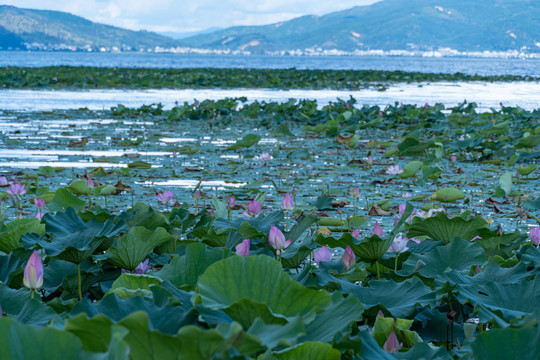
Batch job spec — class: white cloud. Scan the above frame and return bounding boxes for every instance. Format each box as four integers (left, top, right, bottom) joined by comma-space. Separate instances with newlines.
3, 0, 381, 33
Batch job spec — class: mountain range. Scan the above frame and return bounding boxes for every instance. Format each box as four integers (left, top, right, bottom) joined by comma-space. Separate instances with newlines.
1, 0, 539, 54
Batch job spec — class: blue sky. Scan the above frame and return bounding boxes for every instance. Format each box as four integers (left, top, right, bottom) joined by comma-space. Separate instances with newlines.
2, 0, 380, 34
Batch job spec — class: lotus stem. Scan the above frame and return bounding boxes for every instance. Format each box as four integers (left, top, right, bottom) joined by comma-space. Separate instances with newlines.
395, 254, 399, 272
77, 263, 82, 300
376, 261, 380, 280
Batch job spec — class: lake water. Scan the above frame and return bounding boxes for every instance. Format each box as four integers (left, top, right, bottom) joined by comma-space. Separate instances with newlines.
1, 82, 539, 112
2, 51, 540, 76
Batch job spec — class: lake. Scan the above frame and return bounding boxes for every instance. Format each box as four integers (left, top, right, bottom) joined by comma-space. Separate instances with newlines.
2, 51, 540, 76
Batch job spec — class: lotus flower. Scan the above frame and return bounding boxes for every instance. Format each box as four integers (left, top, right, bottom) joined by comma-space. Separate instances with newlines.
34, 197, 46, 210
281, 194, 294, 211
157, 190, 174, 205
388, 234, 410, 254
268, 225, 291, 250
353, 187, 360, 198
314, 245, 332, 264
383, 331, 403, 353
450, 155, 457, 162
385, 165, 403, 175
226, 195, 236, 209
23, 250, 43, 291
530, 227, 540, 246
258, 152, 272, 162
87, 176, 94, 188
373, 222, 384, 237
235, 239, 250, 257
193, 190, 201, 201
367, 155, 373, 165
6, 182, 26, 197
341, 245, 356, 270
0, 176, 8, 186
351, 228, 360, 239
134, 259, 152, 274
402, 192, 412, 198
243, 199, 261, 218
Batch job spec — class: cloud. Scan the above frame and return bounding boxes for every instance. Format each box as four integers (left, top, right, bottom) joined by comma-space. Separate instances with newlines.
4, 0, 381, 33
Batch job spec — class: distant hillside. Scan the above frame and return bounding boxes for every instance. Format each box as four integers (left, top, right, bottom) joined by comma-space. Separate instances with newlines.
0, 5, 180, 51
182, 0, 540, 54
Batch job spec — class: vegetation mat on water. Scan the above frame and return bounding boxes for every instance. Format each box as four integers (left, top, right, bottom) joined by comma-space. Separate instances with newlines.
1, 66, 539, 90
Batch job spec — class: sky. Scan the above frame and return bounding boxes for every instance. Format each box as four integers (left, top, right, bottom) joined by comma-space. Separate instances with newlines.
1, 0, 381, 35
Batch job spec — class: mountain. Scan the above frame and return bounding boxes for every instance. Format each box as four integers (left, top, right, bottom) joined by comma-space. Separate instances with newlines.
182, 0, 540, 53
159, 27, 223, 40
0, 5, 179, 51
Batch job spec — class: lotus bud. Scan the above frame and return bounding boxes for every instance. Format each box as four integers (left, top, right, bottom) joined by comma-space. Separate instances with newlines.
33, 197, 46, 210
87, 176, 94, 188
235, 239, 250, 257
226, 195, 236, 209
134, 259, 152, 274
23, 250, 43, 291
451, 155, 457, 162
351, 228, 360, 239
268, 225, 291, 250
314, 245, 332, 264
341, 245, 356, 270
281, 194, 294, 211
245, 199, 261, 217
383, 331, 403, 353
353, 186, 360, 198
530, 227, 540, 246
373, 221, 384, 237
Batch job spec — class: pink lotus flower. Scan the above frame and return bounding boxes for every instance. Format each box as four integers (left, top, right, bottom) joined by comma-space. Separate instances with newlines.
450, 155, 457, 162
34, 197, 46, 210
243, 199, 261, 218
87, 176, 94, 188
367, 155, 373, 165
402, 192, 412, 198
23, 250, 43, 291
6, 182, 26, 197
475, 265, 482, 274
122, 258, 152, 274
388, 234, 418, 254
341, 245, 356, 270
530, 227, 540, 246
385, 165, 403, 175
157, 190, 174, 205
281, 194, 294, 211
351, 228, 360, 239
235, 239, 250, 257
353, 187, 360, 198
268, 225, 291, 250
0, 176, 7, 186
373, 221, 384, 238
226, 195, 236, 209
314, 245, 332, 264
383, 331, 403, 353
258, 152, 272, 162
35, 212, 45, 221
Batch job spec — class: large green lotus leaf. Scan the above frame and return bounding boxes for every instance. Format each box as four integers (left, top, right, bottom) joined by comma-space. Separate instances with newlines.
349, 277, 437, 318
286, 214, 318, 245
280, 241, 318, 269
436, 262, 531, 288
431, 187, 464, 203
47, 188, 87, 212
498, 172, 513, 196
316, 233, 392, 263
399, 237, 485, 278
108, 273, 162, 298
246, 317, 306, 349
223, 299, 288, 328
106, 226, 172, 271
72, 292, 195, 334
65, 313, 115, 353
227, 133, 261, 150
0, 283, 30, 315
394, 342, 452, 360
272, 341, 341, 360
0, 218, 45, 253
399, 160, 423, 179
351, 331, 396, 360
455, 277, 540, 324
406, 212, 489, 244
213, 211, 284, 235
12, 298, 58, 326
39, 207, 127, 264
122, 202, 169, 231
157, 243, 231, 289
471, 327, 540, 360
118, 311, 225, 360
0, 253, 22, 285
0, 317, 93, 360
301, 294, 364, 343
196, 255, 332, 318
68, 179, 92, 195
